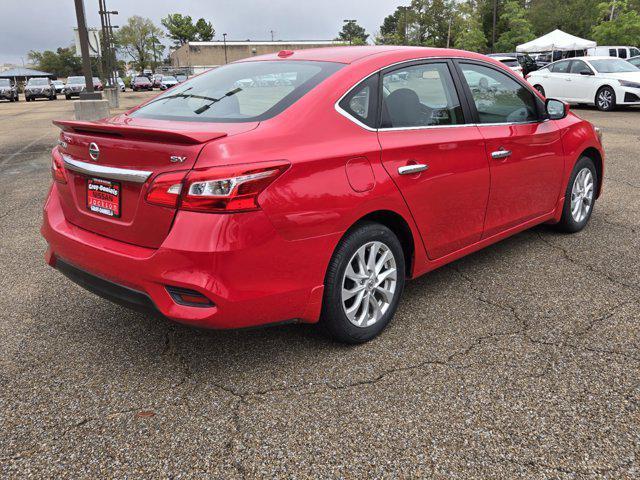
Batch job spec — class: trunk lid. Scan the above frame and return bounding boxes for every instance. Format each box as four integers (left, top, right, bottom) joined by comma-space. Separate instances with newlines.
54, 115, 258, 248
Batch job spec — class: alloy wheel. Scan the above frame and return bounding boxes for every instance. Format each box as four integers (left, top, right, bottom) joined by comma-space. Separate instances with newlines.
598, 90, 613, 110
570, 167, 594, 223
341, 241, 398, 328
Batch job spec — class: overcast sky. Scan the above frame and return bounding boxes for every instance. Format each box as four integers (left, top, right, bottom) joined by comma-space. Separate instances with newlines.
0, 0, 411, 65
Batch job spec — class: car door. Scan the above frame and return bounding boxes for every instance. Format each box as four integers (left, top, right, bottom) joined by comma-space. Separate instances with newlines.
567, 59, 596, 102
544, 60, 572, 99
455, 61, 565, 238
377, 61, 490, 260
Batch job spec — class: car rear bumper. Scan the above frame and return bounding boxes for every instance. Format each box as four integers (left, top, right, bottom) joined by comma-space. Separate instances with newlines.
41, 184, 333, 329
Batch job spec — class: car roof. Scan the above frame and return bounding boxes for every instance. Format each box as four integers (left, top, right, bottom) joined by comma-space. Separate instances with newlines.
491, 56, 518, 61
238, 45, 490, 65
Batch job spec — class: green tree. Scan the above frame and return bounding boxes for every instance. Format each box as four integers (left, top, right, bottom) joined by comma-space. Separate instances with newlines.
162, 14, 215, 46
454, 3, 489, 52
28, 46, 86, 77
116, 16, 164, 72
591, 0, 640, 44
195, 18, 215, 41
411, 0, 456, 47
494, 1, 536, 52
337, 20, 369, 45
377, 7, 414, 45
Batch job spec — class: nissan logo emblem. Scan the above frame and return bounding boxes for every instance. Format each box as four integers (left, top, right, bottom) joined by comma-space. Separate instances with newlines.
89, 142, 100, 161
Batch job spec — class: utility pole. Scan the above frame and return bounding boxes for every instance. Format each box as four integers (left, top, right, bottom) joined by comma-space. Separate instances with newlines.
73, 0, 98, 98
492, 0, 498, 52
223, 33, 228, 63
270, 30, 275, 41
446, 16, 452, 48
98, 1, 118, 86
343, 19, 356, 46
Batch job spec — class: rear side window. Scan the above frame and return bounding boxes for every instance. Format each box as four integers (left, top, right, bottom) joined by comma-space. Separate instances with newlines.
131, 61, 343, 123
381, 63, 464, 128
609, 49, 617, 56
618, 48, 628, 59
338, 75, 379, 128
459, 63, 538, 124
550, 60, 571, 73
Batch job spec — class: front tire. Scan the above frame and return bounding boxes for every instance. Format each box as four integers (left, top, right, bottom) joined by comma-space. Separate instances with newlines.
596, 86, 616, 111
555, 156, 597, 233
320, 222, 406, 343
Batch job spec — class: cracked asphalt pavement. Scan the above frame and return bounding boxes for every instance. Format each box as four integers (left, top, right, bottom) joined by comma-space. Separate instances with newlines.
0, 95, 638, 478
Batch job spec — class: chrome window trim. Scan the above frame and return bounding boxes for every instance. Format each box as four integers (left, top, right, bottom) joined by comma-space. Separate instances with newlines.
62, 154, 152, 183
334, 56, 545, 133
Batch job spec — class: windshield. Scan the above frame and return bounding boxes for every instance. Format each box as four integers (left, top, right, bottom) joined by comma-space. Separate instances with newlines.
92, 77, 101, 83
67, 76, 84, 84
589, 59, 638, 73
163, 76, 177, 82
53, 80, 63, 85
28, 78, 48, 85
130, 61, 343, 123
0, 79, 10, 87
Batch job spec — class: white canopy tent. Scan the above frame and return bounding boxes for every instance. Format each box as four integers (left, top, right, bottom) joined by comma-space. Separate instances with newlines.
516, 29, 596, 53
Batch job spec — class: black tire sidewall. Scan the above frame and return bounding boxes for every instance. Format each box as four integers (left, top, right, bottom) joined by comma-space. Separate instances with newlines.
558, 156, 597, 233
596, 86, 615, 111
321, 222, 406, 343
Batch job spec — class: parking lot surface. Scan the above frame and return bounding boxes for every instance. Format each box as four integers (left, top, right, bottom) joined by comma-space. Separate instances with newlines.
1, 94, 639, 478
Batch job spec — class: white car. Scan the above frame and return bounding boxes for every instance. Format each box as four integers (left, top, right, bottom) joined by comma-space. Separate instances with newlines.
526, 56, 640, 111
116, 77, 126, 92
490, 56, 523, 77
159, 75, 179, 90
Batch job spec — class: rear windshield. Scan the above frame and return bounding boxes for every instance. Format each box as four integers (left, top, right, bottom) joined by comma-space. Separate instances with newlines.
500, 59, 519, 67
67, 76, 84, 84
130, 60, 343, 123
135, 77, 151, 83
28, 78, 48, 85
589, 58, 637, 73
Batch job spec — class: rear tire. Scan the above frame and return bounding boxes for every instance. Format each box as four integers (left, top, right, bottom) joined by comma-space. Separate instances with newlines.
554, 156, 597, 233
595, 86, 616, 111
320, 222, 406, 344
534, 85, 545, 96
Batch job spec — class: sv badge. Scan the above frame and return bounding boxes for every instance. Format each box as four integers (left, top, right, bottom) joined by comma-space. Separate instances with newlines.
170, 156, 187, 163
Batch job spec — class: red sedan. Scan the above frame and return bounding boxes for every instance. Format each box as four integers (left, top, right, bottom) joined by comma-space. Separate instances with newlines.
42, 47, 604, 343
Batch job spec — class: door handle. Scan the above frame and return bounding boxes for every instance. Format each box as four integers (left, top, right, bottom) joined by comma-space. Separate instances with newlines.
398, 164, 428, 175
491, 149, 512, 160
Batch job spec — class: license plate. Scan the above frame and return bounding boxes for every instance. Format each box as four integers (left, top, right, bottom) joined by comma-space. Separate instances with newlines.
87, 178, 121, 218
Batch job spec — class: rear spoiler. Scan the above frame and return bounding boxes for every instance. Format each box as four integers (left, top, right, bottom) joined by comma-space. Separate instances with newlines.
53, 119, 227, 145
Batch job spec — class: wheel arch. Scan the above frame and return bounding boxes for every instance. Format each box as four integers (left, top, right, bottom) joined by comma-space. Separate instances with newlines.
347, 209, 416, 278
580, 147, 604, 198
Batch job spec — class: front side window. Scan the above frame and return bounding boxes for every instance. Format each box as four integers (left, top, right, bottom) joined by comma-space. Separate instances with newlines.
381, 63, 464, 128
631, 48, 640, 57
629, 57, 640, 68
618, 49, 628, 59
460, 63, 538, 124
131, 61, 343, 123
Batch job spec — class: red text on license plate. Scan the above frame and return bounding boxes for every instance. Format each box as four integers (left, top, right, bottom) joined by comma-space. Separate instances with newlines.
87, 178, 121, 217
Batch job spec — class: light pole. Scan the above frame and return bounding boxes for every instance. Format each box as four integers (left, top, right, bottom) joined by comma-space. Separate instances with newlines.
343, 19, 356, 46
223, 33, 228, 64
73, 0, 98, 98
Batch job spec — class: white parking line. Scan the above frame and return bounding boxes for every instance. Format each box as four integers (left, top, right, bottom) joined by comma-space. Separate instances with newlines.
0, 133, 50, 167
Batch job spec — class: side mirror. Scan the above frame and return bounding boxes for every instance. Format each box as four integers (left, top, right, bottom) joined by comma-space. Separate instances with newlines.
580, 70, 594, 76
546, 99, 569, 120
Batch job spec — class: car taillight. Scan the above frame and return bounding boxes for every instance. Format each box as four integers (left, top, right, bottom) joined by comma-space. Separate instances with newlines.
51, 149, 67, 184
180, 161, 289, 213
145, 170, 188, 208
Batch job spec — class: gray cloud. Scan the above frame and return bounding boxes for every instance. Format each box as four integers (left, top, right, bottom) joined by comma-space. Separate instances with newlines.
0, 0, 411, 64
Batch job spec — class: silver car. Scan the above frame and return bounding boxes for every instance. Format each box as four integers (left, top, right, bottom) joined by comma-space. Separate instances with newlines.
25, 78, 56, 101
64, 76, 85, 99
0, 79, 19, 102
